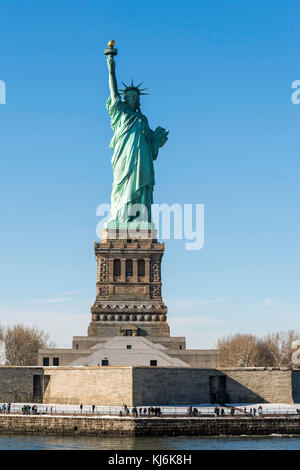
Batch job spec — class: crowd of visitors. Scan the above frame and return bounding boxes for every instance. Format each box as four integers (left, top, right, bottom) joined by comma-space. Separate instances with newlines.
119, 404, 163, 417
211, 405, 264, 417
0, 403, 11, 414
21, 404, 39, 415
187, 406, 200, 416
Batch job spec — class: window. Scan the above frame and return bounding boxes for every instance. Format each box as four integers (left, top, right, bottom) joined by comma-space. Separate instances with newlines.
126, 330, 132, 336
138, 259, 145, 277
76, 344, 79, 350
43, 357, 49, 366
53, 357, 59, 366
113, 259, 121, 276
126, 259, 133, 277
127, 345, 132, 349
150, 360, 157, 366
102, 359, 109, 366
179, 345, 182, 350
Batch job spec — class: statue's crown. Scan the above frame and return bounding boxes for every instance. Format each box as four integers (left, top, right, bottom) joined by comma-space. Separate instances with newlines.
119, 80, 149, 96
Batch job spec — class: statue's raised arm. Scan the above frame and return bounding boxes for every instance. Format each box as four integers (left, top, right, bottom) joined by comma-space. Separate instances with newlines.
105, 40, 118, 101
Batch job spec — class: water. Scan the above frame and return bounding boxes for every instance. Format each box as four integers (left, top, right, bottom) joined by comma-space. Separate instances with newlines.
0, 434, 300, 450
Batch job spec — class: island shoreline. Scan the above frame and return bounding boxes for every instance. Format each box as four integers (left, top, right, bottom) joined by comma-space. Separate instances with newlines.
1, 415, 300, 437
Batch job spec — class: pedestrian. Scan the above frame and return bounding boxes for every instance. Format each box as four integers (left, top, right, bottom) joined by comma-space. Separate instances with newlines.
139, 408, 142, 416
253, 407, 256, 416
244, 407, 247, 415
230, 407, 235, 416
92, 404, 95, 413
221, 408, 225, 416
250, 408, 253, 416
148, 407, 151, 417
143, 408, 147, 416
7, 403, 11, 414
80, 403, 83, 413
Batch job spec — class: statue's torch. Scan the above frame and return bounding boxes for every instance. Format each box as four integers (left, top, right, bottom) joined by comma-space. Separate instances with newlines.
104, 40, 118, 56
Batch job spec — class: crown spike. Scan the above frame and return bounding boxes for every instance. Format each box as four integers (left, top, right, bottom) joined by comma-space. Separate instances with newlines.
120, 79, 149, 96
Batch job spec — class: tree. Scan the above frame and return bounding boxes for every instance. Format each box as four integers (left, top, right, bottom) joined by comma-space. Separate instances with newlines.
5, 324, 54, 366
216, 333, 262, 367
217, 330, 300, 368
262, 330, 299, 367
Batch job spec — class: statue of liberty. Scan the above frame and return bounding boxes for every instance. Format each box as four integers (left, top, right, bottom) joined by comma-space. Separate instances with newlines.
104, 41, 168, 228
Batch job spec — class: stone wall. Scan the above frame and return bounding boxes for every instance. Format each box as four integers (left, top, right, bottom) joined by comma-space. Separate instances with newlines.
292, 370, 300, 403
168, 350, 220, 368
0, 367, 43, 402
224, 368, 294, 404
43, 367, 133, 405
132, 367, 298, 405
0, 415, 300, 437
0, 366, 299, 406
132, 368, 219, 405
0, 415, 135, 436
133, 417, 300, 437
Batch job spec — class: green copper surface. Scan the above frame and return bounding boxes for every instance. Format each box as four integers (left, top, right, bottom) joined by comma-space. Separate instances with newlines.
105, 46, 168, 228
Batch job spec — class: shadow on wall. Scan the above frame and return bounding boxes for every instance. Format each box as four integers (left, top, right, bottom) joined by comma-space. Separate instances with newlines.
224, 376, 267, 404
132, 369, 268, 406
292, 370, 300, 403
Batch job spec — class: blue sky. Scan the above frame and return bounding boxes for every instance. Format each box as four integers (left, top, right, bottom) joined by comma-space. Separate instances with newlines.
0, 0, 299, 348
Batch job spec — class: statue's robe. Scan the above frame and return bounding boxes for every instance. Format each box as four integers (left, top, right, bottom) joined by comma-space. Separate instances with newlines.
106, 93, 159, 224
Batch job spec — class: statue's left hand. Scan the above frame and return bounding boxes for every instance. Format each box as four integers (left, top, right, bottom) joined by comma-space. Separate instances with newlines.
159, 131, 168, 147
154, 127, 168, 148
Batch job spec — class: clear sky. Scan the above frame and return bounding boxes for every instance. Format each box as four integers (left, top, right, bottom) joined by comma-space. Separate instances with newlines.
0, 0, 299, 348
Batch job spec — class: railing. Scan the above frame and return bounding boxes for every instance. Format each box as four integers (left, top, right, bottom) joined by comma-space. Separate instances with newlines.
0, 404, 299, 418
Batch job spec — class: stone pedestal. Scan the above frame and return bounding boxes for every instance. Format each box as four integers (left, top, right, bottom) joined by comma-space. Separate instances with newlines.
88, 229, 170, 338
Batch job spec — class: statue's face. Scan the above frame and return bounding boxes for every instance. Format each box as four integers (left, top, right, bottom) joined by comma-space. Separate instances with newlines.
125, 90, 140, 111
